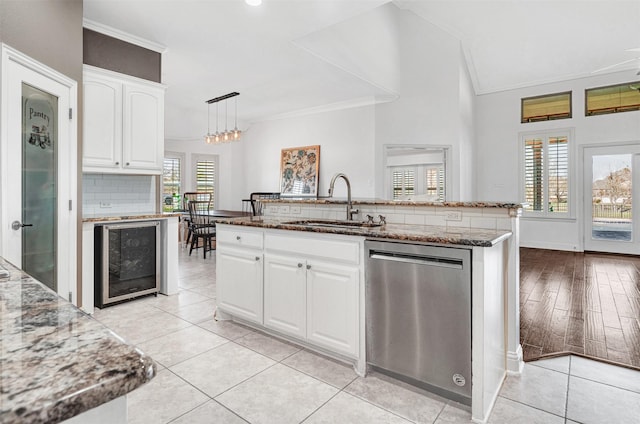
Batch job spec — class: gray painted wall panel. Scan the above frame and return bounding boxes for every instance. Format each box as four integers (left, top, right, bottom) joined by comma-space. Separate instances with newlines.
83, 29, 161, 83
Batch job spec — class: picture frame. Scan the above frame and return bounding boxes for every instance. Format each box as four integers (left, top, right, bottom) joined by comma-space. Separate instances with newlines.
279, 145, 320, 198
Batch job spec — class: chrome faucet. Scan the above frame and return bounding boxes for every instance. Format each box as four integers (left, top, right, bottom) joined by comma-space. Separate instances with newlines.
328, 173, 359, 220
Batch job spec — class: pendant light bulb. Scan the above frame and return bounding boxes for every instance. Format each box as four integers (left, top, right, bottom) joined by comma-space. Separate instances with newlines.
223, 100, 230, 142
216, 102, 220, 138
232, 97, 242, 141
205, 102, 211, 143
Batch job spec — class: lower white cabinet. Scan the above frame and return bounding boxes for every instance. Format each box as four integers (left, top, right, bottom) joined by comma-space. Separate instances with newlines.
217, 246, 263, 324
263, 254, 359, 356
216, 225, 362, 360
263, 254, 307, 338
306, 260, 359, 356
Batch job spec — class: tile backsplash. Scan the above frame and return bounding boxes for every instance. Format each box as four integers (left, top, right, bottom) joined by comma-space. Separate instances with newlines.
263, 202, 517, 231
82, 173, 156, 215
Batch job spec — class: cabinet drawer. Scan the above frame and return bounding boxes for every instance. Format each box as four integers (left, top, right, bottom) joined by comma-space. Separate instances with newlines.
217, 227, 263, 249
265, 233, 359, 264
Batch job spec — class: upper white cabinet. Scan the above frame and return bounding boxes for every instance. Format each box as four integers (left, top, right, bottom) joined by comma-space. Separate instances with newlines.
83, 66, 165, 174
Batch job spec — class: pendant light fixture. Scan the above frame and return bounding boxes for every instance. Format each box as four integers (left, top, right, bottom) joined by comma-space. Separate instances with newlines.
204, 92, 241, 144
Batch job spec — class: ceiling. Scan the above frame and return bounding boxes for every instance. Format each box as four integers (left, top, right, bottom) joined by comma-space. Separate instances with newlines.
83, 0, 640, 141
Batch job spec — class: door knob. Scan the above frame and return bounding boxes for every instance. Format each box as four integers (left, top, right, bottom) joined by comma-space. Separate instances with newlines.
11, 221, 33, 230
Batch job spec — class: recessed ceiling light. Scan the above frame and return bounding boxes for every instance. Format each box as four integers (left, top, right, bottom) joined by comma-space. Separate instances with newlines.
245, 0, 262, 6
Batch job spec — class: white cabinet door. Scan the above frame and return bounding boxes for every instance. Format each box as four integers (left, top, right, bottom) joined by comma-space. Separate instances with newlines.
82, 66, 165, 174
217, 247, 263, 324
307, 261, 359, 357
264, 254, 306, 338
122, 83, 164, 172
83, 74, 122, 169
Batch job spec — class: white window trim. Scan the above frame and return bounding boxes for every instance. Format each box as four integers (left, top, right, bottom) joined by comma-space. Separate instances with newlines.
191, 153, 219, 208
519, 128, 575, 219
383, 144, 450, 201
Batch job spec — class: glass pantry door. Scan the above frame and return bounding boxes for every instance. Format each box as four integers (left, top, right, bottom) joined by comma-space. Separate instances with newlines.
21, 83, 58, 290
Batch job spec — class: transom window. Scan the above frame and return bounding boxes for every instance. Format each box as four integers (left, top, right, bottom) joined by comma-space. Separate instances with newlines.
521, 91, 572, 123
521, 130, 572, 217
585, 81, 640, 116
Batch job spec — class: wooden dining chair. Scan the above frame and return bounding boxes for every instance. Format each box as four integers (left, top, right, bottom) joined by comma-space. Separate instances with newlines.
183, 192, 212, 247
243, 192, 280, 216
187, 200, 216, 258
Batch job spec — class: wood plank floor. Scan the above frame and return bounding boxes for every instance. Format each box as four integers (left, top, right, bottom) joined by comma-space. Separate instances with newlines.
520, 247, 640, 369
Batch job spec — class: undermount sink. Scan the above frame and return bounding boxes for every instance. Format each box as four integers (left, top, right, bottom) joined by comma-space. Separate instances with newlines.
282, 219, 382, 229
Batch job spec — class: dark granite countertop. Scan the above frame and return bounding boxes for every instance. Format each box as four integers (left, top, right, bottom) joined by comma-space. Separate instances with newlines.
82, 212, 181, 222
215, 217, 512, 247
261, 198, 523, 210
0, 259, 156, 424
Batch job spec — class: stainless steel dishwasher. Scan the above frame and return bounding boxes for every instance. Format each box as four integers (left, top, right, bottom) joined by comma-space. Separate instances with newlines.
365, 240, 471, 405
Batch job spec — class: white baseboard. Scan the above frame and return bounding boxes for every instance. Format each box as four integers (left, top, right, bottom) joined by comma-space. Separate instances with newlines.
519, 240, 582, 252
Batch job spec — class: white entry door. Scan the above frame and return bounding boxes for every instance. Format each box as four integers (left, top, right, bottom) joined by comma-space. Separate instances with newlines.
584, 144, 640, 254
1, 45, 77, 301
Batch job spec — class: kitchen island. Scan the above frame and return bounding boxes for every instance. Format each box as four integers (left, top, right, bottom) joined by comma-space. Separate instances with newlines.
0, 258, 156, 424
215, 201, 520, 423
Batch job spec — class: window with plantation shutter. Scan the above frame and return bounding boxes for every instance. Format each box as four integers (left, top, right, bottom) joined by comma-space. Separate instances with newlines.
392, 169, 415, 200
192, 154, 217, 208
162, 156, 182, 211
521, 130, 572, 217
425, 166, 445, 201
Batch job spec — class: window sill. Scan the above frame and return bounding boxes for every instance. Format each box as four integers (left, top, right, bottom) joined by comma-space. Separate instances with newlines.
521, 214, 576, 223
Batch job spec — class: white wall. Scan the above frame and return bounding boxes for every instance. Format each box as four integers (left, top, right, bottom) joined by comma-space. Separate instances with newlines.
459, 47, 476, 201
165, 6, 474, 209
164, 138, 244, 210
373, 7, 466, 200
476, 70, 640, 251
241, 105, 376, 200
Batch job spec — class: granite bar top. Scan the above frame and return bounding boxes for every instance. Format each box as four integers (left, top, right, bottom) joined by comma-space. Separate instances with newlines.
215, 217, 511, 247
82, 212, 181, 222
0, 259, 156, 424
261, 198, 523, 210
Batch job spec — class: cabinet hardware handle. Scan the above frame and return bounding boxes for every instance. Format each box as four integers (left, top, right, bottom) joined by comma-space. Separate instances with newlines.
115, 161, 119, 165
236, 236, 241, 241
306, 264, 311, 270
298, 263, 303, 268
255, 256, 260, 261
125, 162, 130, 166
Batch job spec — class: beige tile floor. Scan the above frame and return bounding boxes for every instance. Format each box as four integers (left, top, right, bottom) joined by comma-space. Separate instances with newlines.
93, 248, 640, 424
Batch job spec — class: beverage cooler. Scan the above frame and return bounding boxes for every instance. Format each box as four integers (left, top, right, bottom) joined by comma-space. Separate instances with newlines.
94, 221, 160, 308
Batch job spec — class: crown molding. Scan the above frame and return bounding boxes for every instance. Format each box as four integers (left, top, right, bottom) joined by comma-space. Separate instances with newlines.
83, 19, 167, 54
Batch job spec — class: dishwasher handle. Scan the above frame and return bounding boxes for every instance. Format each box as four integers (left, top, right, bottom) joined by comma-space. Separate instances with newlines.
369, 250, 464, 270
